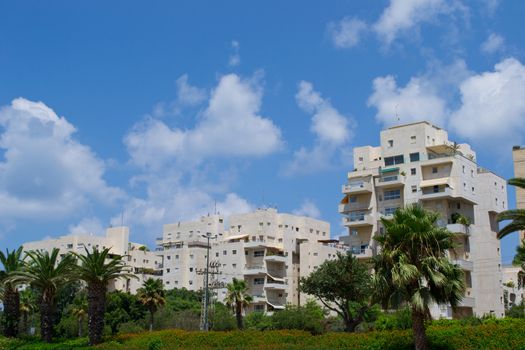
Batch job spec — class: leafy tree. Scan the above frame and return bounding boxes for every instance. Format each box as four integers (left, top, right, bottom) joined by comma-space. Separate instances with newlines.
137, 278, 166, 331
270, 300, 325, 334
0, 247, 24, 337
225, 278, 252, 329
9, 248, 77, 343
71, 298, 88, 337
74, 247, 136, 345
105, 291, 145, 334
373, 204, 465, 350
164, 288, 202, 311
210, 303, 236, 331
497, 178, 525, 239
19, 288, 37, 335
299, 252, 372, 332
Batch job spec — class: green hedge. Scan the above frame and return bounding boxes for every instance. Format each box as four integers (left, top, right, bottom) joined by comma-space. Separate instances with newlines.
2, 319, 525, 350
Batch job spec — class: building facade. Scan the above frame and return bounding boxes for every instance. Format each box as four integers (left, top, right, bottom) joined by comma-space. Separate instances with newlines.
512, 146, 525, 241
157, 208, 346, 313
23, 226, 163, 294
339, 121, 507, 318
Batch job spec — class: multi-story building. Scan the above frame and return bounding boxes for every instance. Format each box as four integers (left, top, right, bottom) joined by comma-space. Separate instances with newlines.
512, 146, 525, 241
23, 226, 163, 293
339, 121, 507, 318
156, 208, 346, 313
502, 265, 523, 309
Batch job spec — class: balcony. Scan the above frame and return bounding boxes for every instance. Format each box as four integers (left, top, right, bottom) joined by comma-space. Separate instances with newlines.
350, 247, 373, 259
264, 254, 287, 263
339, 202, 370, 213
265, 281, 287, 290
458, 296, 475, 308
420, 187, 453, 201
251, 295, 266, 303
244, 240, 283, 250
447, 224, 469, 236
343, 213, 375, 227
244, 265, 266, 275
342, 182, 373, 194
374, 175, 404, 188
452, 259, 474, 271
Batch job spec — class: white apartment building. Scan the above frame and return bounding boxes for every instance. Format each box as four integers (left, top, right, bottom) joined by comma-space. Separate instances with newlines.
23, 226, 163, 294
502, 265, 523, 309
157, 208, 346, 313
339, 121, 507, 318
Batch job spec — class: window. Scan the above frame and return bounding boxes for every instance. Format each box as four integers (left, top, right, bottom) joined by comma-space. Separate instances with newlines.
313, 252, 318, 256
254, 304, 265, 311
189, 267, 193, 272
349, 196, 357, 203
411, 185, 417, 193
190, 254, 194, 259
166, 268, 170, 273
433, 185, 439, 193
471, 169, 474, 177
384, 155, 404, 166
175, 255, 179, 259
350, 228, 358, 236
410, 135, 416, 143
216, 252, 219, 257
254, 278, 264, 285
67, 244, 73, 249
411, 168, 416, 175
223, 250, 227, 255
432, 167, 438, 174
456, 203, 461, 209
358, 156, 363, 161
462, 165, 465, 174
388, 140, 394, 147
167, 256, 171, 260
254, 250, 265, 257
232, 263, 237, 268
409, 152, 420, 162
232, 250, 237, 255
384, 207, 398, 215
189, 281, 193, 285
384, 189, 401, 200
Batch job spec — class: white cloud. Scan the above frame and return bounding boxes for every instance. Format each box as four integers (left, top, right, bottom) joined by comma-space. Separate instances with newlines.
368, 75, 448, 126
69, 217, 105, 236
284, 81, 354, 176
229, 40, 241, 67
328, 17, 368, 49
175, 74, 207, 106
125, 73, 283, 169
481, 33, 505, 54
373, 0, 463, 45
292, 199, 321, 219
0, 98, 123, 219
449, 58, 525, 148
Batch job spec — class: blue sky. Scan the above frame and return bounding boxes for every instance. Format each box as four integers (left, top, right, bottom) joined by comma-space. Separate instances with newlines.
1, 1, 524, 263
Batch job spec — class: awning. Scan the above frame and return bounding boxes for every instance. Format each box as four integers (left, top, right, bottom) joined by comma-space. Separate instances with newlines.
226, 234, 249, 241
266, 301, 285, 310
318, 239, 339, 243
266, 273, 285, 282
420, 178, 452, 188
380, 167, 399, 173
340, 195, 349, 204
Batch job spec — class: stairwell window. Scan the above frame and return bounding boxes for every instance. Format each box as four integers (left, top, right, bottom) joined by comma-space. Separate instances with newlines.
409, 152, 420, 162
384, 189, 401, 200
384, 155, 404, 166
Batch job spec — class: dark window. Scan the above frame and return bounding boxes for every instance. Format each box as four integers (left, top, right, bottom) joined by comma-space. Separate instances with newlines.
411, 168, 416, 175
409, 152, 420, 162
384, 155, 404, 166
432, 167, 438, 173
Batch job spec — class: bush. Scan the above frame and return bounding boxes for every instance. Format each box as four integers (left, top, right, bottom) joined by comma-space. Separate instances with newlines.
374, 308, 412, 330
244, 312, 272, 330
147, 337, 163, 350
209, 304, 236, 331
270, 300, 325, 334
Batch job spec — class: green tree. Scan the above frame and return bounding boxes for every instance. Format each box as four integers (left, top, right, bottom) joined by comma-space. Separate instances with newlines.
299, 252, 372, 332
74, 247, 135, 345
373, 204, 465, 350
105, 291, 145, 334
19, 288, 37, 335
225, 278, 252, 329
137, 278, 166, 331
71, 297, 88, 337
0, 247, 24, 337
270, 300, 325, 334
497, 178, 525, 239
9, 248, 77, 343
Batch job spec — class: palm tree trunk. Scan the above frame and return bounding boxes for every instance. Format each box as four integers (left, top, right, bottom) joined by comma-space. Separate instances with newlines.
2, 288, 20, 337
40, 297, 54, 343
235, 301, 243, 330
78, 317, 83, 337
88, 282, 107, 345
411, 307, 428, 350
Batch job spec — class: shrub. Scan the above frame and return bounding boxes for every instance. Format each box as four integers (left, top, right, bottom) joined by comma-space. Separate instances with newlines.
270, 300, 325, 334
148, 337, 163, 350
374, 308, 412, 330
244, 311, 272, 330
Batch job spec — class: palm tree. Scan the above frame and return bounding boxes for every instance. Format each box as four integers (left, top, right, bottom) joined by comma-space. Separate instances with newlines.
373, 204, 465, 350
19, 288, 37, 335
225, 278, 252, 330
71, 298, 88, 337
73, 247, 135, 345
0, 246, 24, 337
497, 178, 525, 239
9, 248, 77, 343
137, 278, 166, 331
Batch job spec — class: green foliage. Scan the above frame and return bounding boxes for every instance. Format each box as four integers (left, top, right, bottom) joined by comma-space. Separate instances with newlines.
105, 292, 145, 335
299, 252, 373, 332
244, 311, 272, 330
375, 308, 412, 330
497, 178, 525, 239
270, 300, 325, 335
506, 302, 525, 318
164, 288, 202, 312
147, 337, 163, 350
210, 303, 236, 331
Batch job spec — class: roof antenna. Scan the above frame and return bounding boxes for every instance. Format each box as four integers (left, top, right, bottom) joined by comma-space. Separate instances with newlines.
214, 200, 217, 215
395, 104, 400, 122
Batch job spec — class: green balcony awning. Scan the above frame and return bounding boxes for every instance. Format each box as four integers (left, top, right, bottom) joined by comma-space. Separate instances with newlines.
380, 167, 399, 173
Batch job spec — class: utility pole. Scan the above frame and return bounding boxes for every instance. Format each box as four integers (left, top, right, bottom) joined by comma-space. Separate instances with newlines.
197, 232, 219, 331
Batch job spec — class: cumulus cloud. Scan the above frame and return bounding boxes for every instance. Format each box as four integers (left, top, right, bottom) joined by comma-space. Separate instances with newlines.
284, 81, 354, 175
125, 73, 283, 169
481, 33, 505, 54
229, 40, 241, 67
328, 17, 368, 48
292, 199, 321, 219
449, 58, 525, 148
0, 98, 123, 219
